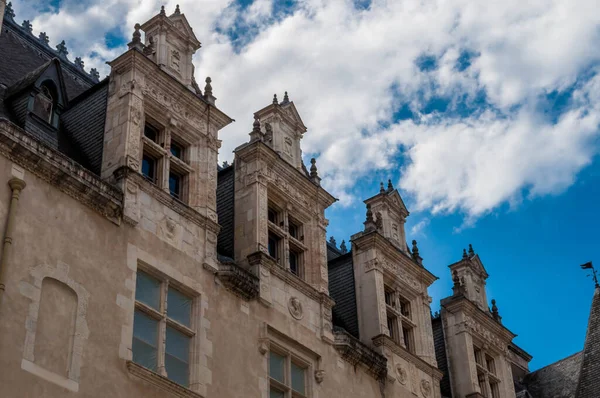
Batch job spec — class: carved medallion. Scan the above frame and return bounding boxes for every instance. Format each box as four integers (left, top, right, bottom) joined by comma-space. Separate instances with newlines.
396, 365, 407, 385
314, 370, 325, 384
288, 297, 303, 320
420, 379, 432, 397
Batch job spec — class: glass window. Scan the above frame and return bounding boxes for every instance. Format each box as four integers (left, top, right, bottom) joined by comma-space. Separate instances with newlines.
170, 141, 183, 159
270, 388, 285, 398
32, 85, 54, 123
288, 220, 299, 239
268, 233, 280, 260
135, 271, 161, 309
132, 270, 195, 388
268, 208, 278, 224
167, 287, 191, 327
269, 352, 285, 383
165, 326, 190, 387
142, 154, 156, 183
289, 250, 299, 276
132, 310, 158, 371
144, 124, 158, 142
169, 172, 181, 199
291, 362, 306, 394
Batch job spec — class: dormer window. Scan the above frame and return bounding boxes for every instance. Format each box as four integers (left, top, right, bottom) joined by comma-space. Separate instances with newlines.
141, 118, 192, 203
32, 85, 54, 124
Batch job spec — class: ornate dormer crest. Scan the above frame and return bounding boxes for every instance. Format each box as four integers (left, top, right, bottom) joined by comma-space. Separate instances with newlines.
340, 240, 348, 254
39, 32, 49, 46
56, 40, 69, 59
5, 2, 15, 21
21, 20, 32, 34
139, 5, 202, 89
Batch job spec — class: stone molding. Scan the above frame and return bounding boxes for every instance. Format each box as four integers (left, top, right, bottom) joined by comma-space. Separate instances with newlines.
333, 329, 387, 381
0, 119, 123, 224
114, 167, 220, 234
215, 261, 259, 300
353, 230, 437, 287
247, 251, 335, 308
19, 261, 90, 392
372, 334, 444, 380
442, 296, 515, 355
126, 361, 205, 398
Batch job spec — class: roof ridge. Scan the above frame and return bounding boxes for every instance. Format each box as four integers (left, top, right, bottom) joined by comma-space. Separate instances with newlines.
575, 287, 600, 397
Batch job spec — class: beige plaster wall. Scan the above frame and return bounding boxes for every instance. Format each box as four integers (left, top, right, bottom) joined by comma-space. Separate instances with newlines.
0, 156, 386, 398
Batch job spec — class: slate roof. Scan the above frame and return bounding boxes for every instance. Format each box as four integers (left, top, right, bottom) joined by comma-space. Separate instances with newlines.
327, 251, 359, 338
432, 316, 452, 398
575, 287, 600, 397
522, 351, 582, 398
216, 164, 235, 258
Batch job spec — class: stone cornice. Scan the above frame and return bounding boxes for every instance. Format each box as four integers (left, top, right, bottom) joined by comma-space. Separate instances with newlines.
333, 329, 387, 381
442, 296, 516, 350
216, 261, 259, 301
352, 230, 438, 287
247, 251, 335, 308
371, 334, 444, 380
114, 167, 220, 234
235, 141, 337, 209
0, 119, 123, 224
108, 49, 233, 131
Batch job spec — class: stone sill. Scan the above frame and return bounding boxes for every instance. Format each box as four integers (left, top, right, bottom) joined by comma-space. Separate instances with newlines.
126, 361, 204, 398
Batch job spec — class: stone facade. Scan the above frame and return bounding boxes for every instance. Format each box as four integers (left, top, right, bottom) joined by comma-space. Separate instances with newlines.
0, 5, 595, 398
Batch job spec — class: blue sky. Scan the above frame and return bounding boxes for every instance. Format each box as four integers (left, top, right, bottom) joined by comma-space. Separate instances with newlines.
12, 0, 600, 370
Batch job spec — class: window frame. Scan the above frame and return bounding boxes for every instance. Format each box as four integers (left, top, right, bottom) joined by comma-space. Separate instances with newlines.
473, 343, 502, 398
384, 283, 417, 353
132, 268, 198, 389
140, 118, 192, 203
269, 342, 311, 398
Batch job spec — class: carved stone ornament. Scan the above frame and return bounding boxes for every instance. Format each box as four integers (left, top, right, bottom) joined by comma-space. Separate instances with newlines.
258, 339, 269, 355
288, 297, 304, 320
396, 365, 408, 385
314, 370, 325, 384
420, 379, 432, 397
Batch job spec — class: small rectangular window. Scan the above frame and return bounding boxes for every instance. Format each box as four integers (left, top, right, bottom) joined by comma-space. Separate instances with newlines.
169, 171, 182, 200
399, 296, 411, 318
144, 124, 159, 143
289, 250, 301, 277
135, 271, 161, 310
268, 207, 278, 224
384, 287, 394, 307
165, 326, 190, 387
170, 141, 183, 159
291, 362, 306, 395
403, 325, 415, 353
269, 352, 286, 384
167, 287, 191, 327
132, 310, 159, 371
268, 232, 280, 260
142, 154, 157, 183
288, 219, 300, 239
269, 348, 309, 398
387, 315, 399, 343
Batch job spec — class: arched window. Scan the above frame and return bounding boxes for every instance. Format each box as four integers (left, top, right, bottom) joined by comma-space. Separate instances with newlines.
32, 83, 55, 124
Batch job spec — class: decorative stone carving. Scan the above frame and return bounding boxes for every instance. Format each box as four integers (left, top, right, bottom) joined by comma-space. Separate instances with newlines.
421, 379, 432, 397
396, 365, 408, 385
314, 370, 325, 384
171, 49, 181, 71
288, 297, 304, 320
258, 339, 269, 355
284, 137, 293, 156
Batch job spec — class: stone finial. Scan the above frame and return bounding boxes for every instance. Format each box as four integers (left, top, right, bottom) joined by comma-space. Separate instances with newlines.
56, 40, 69, 59
364, 204, 376, 232
310, 158, 318, 178
387, 179, 394, 192
329, 236, 337, 247
462, 248, 468, 260
491, 299, 502, 323
174, 4, 181, 14
74, 57, 84, 70
204, 77, 215, 104
89, 68, 100, 81
340, 240, 348, 254
272, 94, 278, 105
21, 20, 32, 34
380, 182, 385, 193
250, 116, 262, 141
222, 160, 229, 168
128, 23, 143, 50
468, 243, 475, 257
452, 270, 461, 296
282, 91, 290, 104
160, 5, 166, 15
412, 240, 423, 265
38, 32, 49, 46
5, 2, 15, 20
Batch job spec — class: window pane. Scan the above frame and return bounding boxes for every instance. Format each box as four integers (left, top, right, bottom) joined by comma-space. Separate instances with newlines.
269, 352, 285, 383
170, 142, 183, 159
167, 288, 191, 326
169, 172, 181, 199
289, 251, 299, 276
166, 326, 190, 362
135, 271, 161, 309
270, 387, 285, 398
142, 155, 156, 182
268, 233, 279, 259
165, 354, 189, 387
291, 362, 306, 394
144, 124, 157, 142
132, 310, 158, 371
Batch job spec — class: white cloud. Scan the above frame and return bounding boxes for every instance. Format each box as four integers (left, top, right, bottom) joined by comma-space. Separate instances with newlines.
15, 0, 600, 219
410, 218, 430, 236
